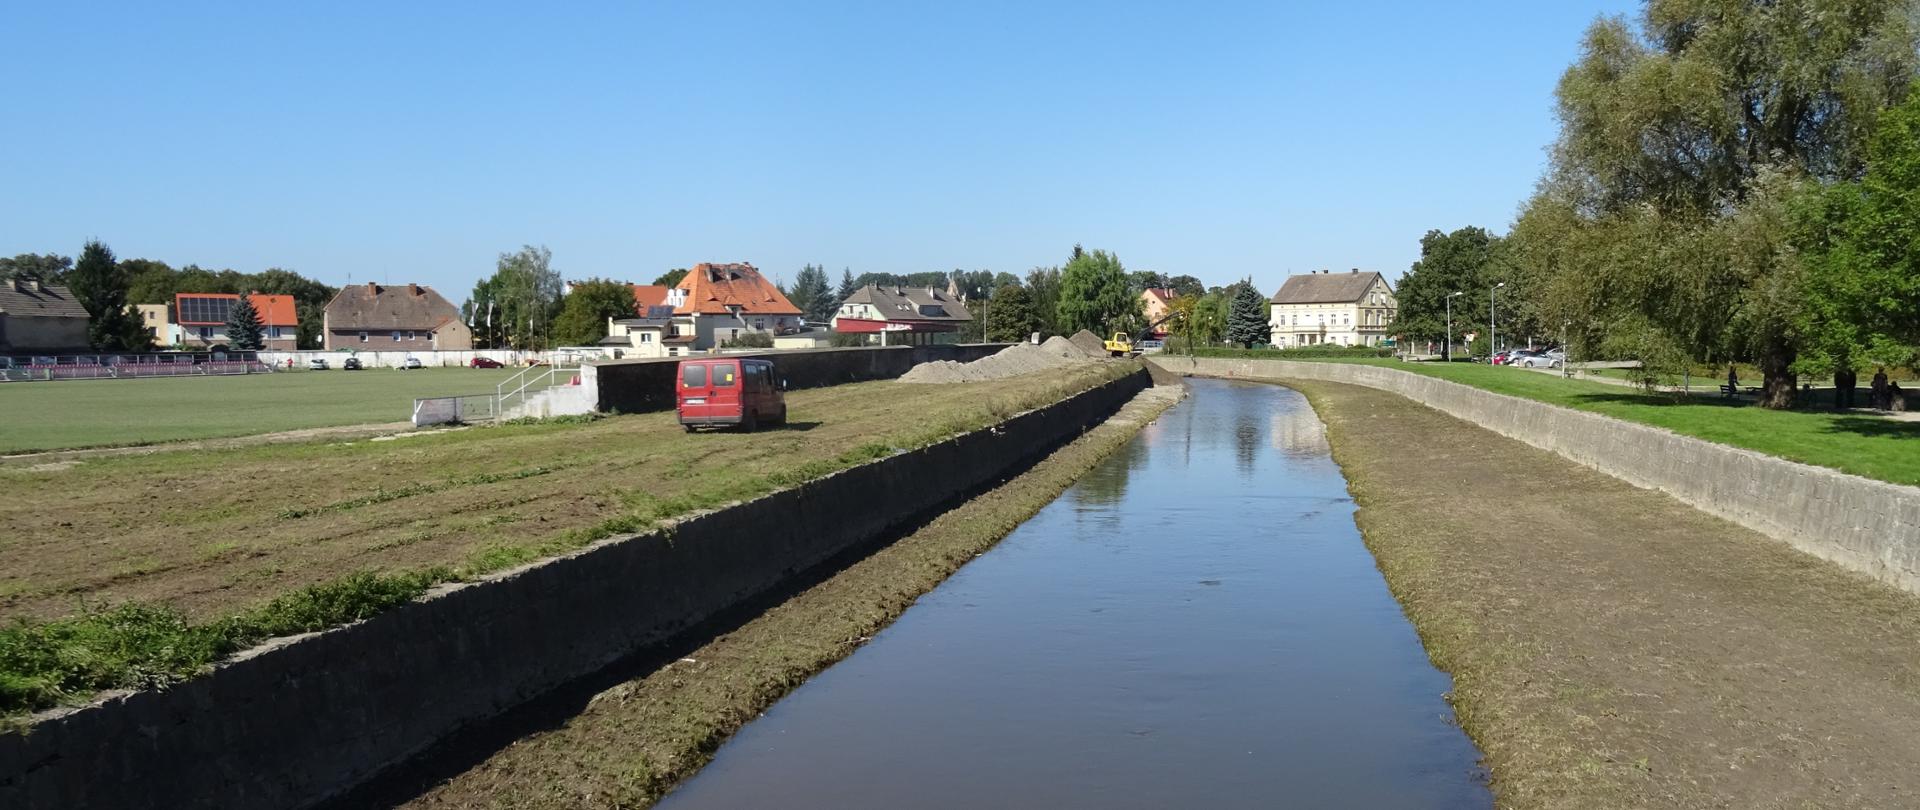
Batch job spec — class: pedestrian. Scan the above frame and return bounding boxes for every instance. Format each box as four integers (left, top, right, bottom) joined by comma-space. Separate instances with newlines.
1836, 367, 1857, 408
1891, 380, 1908, 413
1871, 367, 1890, 410
1727, 364, 1739, 396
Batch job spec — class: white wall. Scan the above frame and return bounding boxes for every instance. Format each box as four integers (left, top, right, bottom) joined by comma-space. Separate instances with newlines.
259, 349, 597, 369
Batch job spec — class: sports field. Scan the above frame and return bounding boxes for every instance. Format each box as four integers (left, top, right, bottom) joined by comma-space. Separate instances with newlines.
0, 368, 523, 453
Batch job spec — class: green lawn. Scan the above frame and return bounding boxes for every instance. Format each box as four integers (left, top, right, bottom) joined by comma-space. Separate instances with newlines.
1265, 357, 1920, 487
0, 368, 523, 453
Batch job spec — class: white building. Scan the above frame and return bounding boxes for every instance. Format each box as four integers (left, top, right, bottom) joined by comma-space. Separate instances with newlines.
1267, 269, 1397, 348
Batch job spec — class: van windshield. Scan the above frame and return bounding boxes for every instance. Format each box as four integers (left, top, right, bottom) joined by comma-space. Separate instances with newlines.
682, 365, 707, 387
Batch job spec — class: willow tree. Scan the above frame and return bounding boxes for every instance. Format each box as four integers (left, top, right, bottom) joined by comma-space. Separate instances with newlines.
1515, 0, 1917, 407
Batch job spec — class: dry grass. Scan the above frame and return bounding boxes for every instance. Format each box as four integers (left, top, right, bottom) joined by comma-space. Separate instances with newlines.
1288, 379, 1920, 809
389, 385, 1188, 809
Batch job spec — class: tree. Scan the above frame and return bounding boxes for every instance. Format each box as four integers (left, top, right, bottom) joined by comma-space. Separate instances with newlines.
1056, 249, 1139, 335
836, 268, 856, 302
225, 294, 264, 350
1165, 274, 1205, 299
0, 253, 74, 285
1024, 266, 1062, 336
1127, 270, 1165, 293
552, 278, 639, 346
487, 245, 562, 350
1396, 227, 1503, 349
653, 268, 688, 287
788, 264, 836, 323
1513, 0, 1918, 407
982, 283, 1039, 342
67, 240, 145, 350
1226, 279, 1270, 348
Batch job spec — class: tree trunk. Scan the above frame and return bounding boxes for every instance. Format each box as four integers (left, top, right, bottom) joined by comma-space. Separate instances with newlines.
1835, 368, 1857, 409
1757, 349, 1798, 409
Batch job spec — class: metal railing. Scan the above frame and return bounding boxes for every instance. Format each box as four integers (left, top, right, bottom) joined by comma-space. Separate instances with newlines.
495, 363, 581, 420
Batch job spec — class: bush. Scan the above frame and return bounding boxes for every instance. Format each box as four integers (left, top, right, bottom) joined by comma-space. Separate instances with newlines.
720, 332, 775, 349
829, 332, 870, 348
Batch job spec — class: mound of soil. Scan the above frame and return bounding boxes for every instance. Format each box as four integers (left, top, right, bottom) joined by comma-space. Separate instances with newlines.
1068, 329, 1109, 358
899, 336, 1104, 383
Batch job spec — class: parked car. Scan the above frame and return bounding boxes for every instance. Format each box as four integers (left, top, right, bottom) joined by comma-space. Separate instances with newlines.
343, 357, 363, 370
308, 358, 329, 370
677, 357, 786, 432
1517, 349, 1566, 369
401, 357, 423, 370
470, 356, 504, 368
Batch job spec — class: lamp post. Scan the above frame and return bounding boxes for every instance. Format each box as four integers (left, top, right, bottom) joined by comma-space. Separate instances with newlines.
1445, 291, 1463, 361
1490, 282, 1506, 358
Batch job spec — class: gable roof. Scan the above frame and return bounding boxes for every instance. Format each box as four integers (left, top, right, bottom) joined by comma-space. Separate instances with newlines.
632, 284, 670, 310
674, 263, 802, 317
840, 283, 973, 323
0, 278, 87, 319
1270, 271, 1391, 305
174, 292, 298, 326
1142, 287, 1175, 304
324, 283, 462, 331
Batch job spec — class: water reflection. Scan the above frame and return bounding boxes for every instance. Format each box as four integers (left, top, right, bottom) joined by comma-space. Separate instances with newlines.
657, 379, 1488, 810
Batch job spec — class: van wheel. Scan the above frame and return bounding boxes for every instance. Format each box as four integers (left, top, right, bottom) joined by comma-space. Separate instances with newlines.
683, 424, 696, 433
773, 405, 788, 426
740, 410, 758, 433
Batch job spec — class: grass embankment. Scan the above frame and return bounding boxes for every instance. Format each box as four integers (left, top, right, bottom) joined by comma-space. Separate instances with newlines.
396, 384, 1188, 809
0, 362, 1138, 717
1195, 351, 1920, 486
0, 368, 526, 453
1291, 379, 1920, 808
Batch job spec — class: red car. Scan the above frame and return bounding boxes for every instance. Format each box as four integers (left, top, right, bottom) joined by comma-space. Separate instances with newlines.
470, 357, 504, 368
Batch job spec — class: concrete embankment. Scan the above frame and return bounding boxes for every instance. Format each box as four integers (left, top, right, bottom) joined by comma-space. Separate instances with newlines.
1151, 356, 1920, 594
0, 367, 1150, 810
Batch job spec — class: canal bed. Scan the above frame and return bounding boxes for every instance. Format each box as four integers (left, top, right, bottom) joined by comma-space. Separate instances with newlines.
656, 379, 1488, 808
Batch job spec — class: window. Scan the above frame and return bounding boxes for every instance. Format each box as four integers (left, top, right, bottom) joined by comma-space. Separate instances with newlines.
639, 332, 652, 343
682, 364, 707, 387
359, 331, 368, 343
730, 329, 739, 340
198, 326, 212, 339
753, 318, 765, 329
715, 364, 737, 387
392, 331, 402, 341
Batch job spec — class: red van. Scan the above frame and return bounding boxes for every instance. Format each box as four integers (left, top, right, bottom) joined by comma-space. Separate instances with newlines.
677, 357, 787, 432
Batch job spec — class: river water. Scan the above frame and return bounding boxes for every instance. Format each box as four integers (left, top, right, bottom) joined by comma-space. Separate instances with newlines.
656, 379, 1489, 809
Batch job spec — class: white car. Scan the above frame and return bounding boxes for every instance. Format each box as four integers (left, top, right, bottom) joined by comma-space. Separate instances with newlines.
1517, 349, 1565, 369
308, 358, 329, 370
401, 357, 424, 370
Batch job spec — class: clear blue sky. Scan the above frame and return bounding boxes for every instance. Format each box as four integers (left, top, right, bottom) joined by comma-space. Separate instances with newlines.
2, 1, 1638, 299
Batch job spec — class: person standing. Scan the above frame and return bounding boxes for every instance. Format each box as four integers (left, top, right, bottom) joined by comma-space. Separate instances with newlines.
1871, 368, 1890, 410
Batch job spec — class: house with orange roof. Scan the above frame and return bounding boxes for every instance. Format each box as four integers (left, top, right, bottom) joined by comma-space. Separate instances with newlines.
174, 292, 300, 349
666, 262, 802, 352
1140, 287, 1177, 338
632, 284, 671, 311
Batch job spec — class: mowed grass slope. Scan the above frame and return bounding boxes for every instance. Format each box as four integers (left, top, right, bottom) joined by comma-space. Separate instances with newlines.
0, 363, 1134, 625
0, 368, 523, 453
1258, 356, 1920, 487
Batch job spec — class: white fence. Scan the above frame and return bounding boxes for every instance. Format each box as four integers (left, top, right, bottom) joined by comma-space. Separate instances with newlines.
259, 348, 612, 370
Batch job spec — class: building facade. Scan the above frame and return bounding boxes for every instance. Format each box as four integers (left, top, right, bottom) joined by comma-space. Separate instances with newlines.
322, 283, 472, 351
1140, 287, 1176, 337
173, 293, 299, 349
0, 275, 89, 353
136, 303, 176, 347
1267, 269, 1397, 348
668, 263, 803, 350
830, 280, 973, 346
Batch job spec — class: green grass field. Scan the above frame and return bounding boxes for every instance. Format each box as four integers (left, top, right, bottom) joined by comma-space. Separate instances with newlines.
0, 368, 523, 453
1228, 355, 1920, 487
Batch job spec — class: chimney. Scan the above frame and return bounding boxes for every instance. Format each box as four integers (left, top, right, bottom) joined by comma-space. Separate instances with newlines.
408, 283, 421, 296
367, 282, 379, 293
1350, 268, 1359, 274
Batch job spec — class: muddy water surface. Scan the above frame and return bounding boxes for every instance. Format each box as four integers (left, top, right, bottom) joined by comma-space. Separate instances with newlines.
657, 379, 1489, 809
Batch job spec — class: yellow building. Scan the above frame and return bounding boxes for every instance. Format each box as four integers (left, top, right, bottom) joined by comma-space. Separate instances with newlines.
1267, 270, 1397, 348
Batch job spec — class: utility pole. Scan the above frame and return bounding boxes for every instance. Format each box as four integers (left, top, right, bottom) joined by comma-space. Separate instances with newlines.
1490, 282, 1506, 358
1445, 291, 1463, 361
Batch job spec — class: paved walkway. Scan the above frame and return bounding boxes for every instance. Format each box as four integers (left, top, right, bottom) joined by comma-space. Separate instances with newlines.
1293, 379, 1920, 809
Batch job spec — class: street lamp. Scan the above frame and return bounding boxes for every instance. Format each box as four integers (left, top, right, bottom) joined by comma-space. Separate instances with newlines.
1445, 291, 1463, 361
1490, 282, 1507, 358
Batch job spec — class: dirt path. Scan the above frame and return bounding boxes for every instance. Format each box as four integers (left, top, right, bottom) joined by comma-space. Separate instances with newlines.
1286, 379, 1920, 809
350, 384, 1189, 809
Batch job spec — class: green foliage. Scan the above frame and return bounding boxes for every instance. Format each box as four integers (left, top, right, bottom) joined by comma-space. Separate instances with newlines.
652, 268, 688, 287
67, 240, 146, 350
835, 268, 855, 302
1024, 266, 1062, 335
1225, 279, 1269, 348
1165, 274, 1206, 299
552, 278, 638, 347
851, 271, 950, 290
224, 294, 264, 350
1056, 248, 1140, 335
829, 331, 869, 347
0, 253, 73, 285
786, 264, 836, 323
982, 283, 1039, 342
116, 260, 335, 349
721, 331, 775, 349
486, 245, 563, 350
1398, 227, 1503, 345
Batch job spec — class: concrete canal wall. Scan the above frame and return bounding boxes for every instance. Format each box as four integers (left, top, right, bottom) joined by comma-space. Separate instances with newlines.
0, 367, 1151, 810
1152, 356, 1920, 595
586, 344, 1007, 414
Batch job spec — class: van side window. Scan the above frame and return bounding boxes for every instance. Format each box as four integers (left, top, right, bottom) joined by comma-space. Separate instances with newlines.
715, 365, 737, 387
683, 365, 707, 387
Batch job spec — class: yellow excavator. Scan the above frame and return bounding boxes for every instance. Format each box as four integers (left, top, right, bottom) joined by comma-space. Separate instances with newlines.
1103, 312, 1181, 357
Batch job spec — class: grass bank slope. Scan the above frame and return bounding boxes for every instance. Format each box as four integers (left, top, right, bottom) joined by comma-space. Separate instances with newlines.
1292, 378, 1920, 809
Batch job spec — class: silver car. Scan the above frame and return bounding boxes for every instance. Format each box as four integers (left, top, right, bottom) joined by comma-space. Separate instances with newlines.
1517, 349, 1565, 369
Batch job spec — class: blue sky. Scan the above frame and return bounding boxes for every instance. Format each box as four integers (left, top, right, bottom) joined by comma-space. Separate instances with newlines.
2, 1, 1638, 298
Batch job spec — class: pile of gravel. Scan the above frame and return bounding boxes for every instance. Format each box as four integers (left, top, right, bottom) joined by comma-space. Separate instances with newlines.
898, 335, 1107, 384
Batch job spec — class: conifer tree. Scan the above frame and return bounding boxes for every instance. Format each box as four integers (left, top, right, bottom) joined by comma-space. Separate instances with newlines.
1226, 280, 1270, 348
226, 294, 265, 350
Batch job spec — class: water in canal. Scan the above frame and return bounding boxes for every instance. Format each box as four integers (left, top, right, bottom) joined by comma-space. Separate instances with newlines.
657, 379, 1489, 808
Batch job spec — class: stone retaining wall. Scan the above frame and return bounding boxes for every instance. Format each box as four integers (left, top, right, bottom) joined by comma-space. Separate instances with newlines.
586, 343, 1007, 414
0, 366, 1150, 810
1152, 356, 1920, 594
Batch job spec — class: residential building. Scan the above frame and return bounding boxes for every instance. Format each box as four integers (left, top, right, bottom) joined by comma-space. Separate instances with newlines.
0, 275, 89, 352
136, 303, 176, 347
174, 293, 299, 349
600, 306, 677, 359
1140, 287, 1177, 337
668, 263, 802, 350
632, 284, 671, 311
830, 279, 973, 346
322, 283, 472, 351
1267, 269, 1397, 348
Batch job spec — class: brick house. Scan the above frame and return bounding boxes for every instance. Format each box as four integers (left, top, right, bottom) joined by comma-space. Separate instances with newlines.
174, 293, 299, 349
322, 283, 472, 351
0, 275, 90, 352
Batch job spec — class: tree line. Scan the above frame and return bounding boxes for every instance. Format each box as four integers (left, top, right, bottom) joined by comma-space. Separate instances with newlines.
1391, 0, 1920, 408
